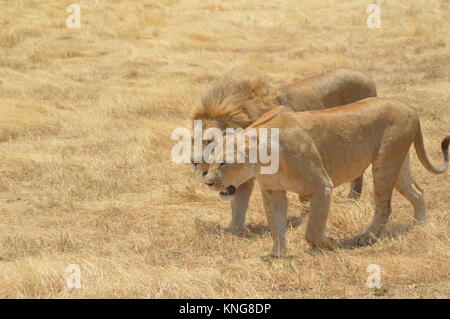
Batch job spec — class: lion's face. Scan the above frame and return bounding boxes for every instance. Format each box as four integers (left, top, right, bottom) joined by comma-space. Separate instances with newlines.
202, 129, 256, 200
190, 139, 211, 178
204, 160, 254, 201
190, 118, 225, 179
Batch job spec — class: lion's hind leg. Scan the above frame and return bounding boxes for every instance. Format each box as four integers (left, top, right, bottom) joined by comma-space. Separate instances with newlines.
394, 151, 427, 221
353, 151, 405, 246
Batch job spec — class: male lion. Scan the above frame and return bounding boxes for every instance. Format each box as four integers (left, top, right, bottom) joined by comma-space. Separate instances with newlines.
190, 67, 377, 233
204, 100, 449, 256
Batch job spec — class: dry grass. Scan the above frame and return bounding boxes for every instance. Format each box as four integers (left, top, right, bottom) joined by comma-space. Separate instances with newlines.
0, 0, 449, 298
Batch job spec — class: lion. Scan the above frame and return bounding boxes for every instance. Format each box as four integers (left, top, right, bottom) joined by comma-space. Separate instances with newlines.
203, 100, 449, 256
190, 67, 377, 233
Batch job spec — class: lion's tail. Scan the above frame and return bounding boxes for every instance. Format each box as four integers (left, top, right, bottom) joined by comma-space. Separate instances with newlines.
413, 121, 449, 174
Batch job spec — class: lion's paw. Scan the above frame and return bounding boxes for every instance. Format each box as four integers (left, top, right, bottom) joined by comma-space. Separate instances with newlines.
270, 247, 288, 258
323, 237, 338, 250
307, 236, 337, 250
224, 225, 245, 235
352, 232, 378, 246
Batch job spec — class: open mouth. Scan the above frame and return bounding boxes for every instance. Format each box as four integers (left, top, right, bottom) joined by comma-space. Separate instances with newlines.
219, 185, 236, 197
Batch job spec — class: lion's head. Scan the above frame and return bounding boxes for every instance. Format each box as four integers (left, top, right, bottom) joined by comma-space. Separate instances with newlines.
203, 134, 256, 201
189, 78, 283, 178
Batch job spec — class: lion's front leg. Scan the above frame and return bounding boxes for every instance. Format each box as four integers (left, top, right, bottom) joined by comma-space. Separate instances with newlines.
261, 189, 288, 257
305, 182, 337, 250
226, 179, 254, 234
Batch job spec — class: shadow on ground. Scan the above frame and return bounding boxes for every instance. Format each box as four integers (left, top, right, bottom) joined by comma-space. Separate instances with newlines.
195, 213, 308, 239
338, 222, 416, 249
196, 213, 419, 253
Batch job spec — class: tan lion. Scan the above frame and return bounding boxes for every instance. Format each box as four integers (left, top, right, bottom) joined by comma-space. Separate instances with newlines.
190, 67, 377, 233
204, 100, 449, 256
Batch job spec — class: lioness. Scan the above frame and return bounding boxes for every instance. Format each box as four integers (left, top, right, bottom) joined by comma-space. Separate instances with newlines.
190, 67, 377, 233
204, 100, 449, 256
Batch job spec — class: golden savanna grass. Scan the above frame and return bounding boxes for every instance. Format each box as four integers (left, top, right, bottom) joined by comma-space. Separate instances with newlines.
0, 0, 449, 298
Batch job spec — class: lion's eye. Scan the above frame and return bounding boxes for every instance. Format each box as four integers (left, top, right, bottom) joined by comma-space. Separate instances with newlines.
202, 171, 207, 177
219, 162, 228, 168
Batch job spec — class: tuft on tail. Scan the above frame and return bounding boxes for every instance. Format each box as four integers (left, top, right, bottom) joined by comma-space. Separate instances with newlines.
414, 122, 449, 174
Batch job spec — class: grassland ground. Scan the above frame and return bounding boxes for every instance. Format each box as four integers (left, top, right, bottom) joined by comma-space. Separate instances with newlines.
0, 0, 448, 298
